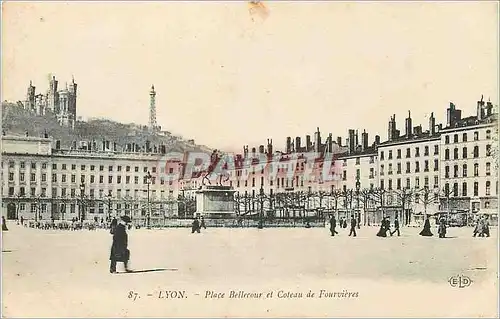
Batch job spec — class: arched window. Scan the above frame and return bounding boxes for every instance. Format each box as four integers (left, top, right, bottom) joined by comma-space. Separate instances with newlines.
486, 181, 491, 196
462, 147, 467, 158
474, 163, 479, 176
473, 146, 479, 158
454, 148, 459, 159
463, 164, 467, 177
462, 182, 467, 197
445, 149, 450, 160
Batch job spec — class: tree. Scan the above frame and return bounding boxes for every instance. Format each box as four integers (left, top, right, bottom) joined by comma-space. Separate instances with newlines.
393, 188, 415, 225
416, 186, 439, 218
341, 189, 354, 219
358, 188, 374, 226
330, 188, 342, 219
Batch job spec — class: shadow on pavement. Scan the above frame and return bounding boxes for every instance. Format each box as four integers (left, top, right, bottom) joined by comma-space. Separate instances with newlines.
119, 268, 178, 274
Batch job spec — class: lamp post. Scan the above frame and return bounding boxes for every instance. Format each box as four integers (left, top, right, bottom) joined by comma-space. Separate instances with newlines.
79, 182, 86, 223
355, 177, 361, 229
258, 186, 264, 229
106, 192, 112, 222
145, 171, 152, 229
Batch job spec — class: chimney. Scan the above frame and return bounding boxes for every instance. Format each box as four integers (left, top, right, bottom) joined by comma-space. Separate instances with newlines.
113, 142, 117, 152
328, 133, 333, 153
405, 110, 412, 138
429, 112, 436, 136
355, 130, 359, 148
348, 129, 355, 153
295, 137, 301, 152
315, 127, 321, 152
374, 135, 381, 146
286, 137, 292, 153
413, 125, 422, 136
267, 139, 273, 155
477, 95, 485, 121
306, 135, 312, 151
388, 116, 393, 141
251, 147, 256, 154
336, 136, 342, 147
361, 130, 368, 151
72, 141, 77, 149
259, 145, 265, 153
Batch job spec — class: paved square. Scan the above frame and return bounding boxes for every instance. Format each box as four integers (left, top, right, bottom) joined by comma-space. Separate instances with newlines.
2, 224, 498, 317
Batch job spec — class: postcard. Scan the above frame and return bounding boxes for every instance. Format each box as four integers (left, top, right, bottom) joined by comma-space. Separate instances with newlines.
1, 1, 498, 318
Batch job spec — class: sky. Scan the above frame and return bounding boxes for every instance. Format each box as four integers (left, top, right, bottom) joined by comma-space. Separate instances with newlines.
2, 1, 498, 152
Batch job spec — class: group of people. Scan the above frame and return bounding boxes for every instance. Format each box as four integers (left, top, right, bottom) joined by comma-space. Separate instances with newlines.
473, 216, 491, 237
191, 216, 207, 233
328, 215, 358, 237
376, 217, 400, 237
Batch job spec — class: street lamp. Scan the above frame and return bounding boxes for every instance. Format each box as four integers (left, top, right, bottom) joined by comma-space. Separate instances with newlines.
79, 182, 86, 223
355, 176, 361, 229
258, 186, 264, 229
145, 171, 152, 229
106, 192, 112, 222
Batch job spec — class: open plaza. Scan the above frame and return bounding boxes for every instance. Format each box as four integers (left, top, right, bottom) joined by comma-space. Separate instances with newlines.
2, 223, 498, 318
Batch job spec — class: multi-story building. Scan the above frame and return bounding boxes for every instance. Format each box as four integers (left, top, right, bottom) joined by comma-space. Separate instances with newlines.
23, 75, 77, 128
440, 99, 498, 214
1, 134, 180, 225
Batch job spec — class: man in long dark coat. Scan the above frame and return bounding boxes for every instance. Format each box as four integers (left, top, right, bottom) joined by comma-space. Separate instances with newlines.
348, 215, 357, 237
2, 216, 8, 231
390, 216, 400, 236
329, 215, 338, 236
191, 217, 200, 233
109, 216, 132, 273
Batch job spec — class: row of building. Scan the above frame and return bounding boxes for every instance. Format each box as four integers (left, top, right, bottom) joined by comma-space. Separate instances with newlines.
1, 96, 498, 224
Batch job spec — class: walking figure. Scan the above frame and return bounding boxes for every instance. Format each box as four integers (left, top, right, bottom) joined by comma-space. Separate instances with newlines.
109, 216, 132, 273
438, 218, 447, 238
329, 215, 338, 236
191, 217, 200, 233
110, 217, 118, 235
419, 216, 433, 237
376, 217, 389, 237
200, 216, 207, 230
348, 215, 357, 237
2, 216, 8, 231
390, 216, 400, 236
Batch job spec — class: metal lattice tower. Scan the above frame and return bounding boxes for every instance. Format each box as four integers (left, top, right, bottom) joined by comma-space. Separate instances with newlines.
149, 85, 157, 131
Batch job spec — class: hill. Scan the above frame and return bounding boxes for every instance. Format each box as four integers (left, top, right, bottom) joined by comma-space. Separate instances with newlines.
1, 102, 213, 154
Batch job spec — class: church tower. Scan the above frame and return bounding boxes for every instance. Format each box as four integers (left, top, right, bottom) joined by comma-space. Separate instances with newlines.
25, 81, 36, 112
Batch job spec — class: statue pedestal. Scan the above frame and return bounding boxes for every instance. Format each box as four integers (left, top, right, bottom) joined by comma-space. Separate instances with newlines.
195, 185, 236, 219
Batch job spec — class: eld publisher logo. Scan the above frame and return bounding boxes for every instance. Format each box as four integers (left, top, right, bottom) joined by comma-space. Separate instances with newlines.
449, 275, 472, 288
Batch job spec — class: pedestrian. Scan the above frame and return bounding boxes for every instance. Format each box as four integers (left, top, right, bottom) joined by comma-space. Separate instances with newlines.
438, 218, 447, 238
376, 217, 387, 237
481, 216, 490, 237
109, 215, 132, 273
200, 216, 207, 230
390, 216, 400, 236
191, 217, 200, 234
348, 215, 357, 237
473, 218, 481, 237
110, 217, 118, 235
329, 215, 338, 236
419, 216, 433, 237
2, 216, 8, 231
20, 216, 24, 226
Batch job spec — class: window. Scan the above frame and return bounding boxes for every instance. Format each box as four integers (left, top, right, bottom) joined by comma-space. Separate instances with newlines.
380, 180, 384, 189
117, 176, 122, 184
81, 165, 86, 170
31, 173, 36, 182
462, 183, 467, 197
8, 172, 14, 181
445, 165, 450, 178
380, 151, 384, 160
445, 136, 450, 144
463, 164, 467, 177
396, 178, 401, 190
474, 182, 479, 196
90, 175, 95, 183
453, 134, 458, 143
406, 178, 411, 189
453, 165, 458, 178
8, 187, 14, 196
462, 147, 467, 158
342, 171, 347, 181
474, 131, 479, 141
424, 146, 429, 156
424, 160, 429, 172
99, 175, 104, 183
415, 177, 420, 188
356, 169, 360, 179
453, 183, 459, 197
473, 146, 479, 158
486, 130, 491, 139
434, 145, 439, 155
143, 167, 148, 173
31, 162, 36, 169
31, 187, 36, 196
355, 158, 360, 165
71, 164, 76, 170
90, 165, 95, 171
369, 168, 374, 179
415, 161, 420, 173
109, 165, 113, 172
41, 174, 46, 182
434, 176, 439, 188
406, 148, 410, 158
415, 147, 420, 157
388, 164, 393, 175
434, 159, 439, 171
486, 181, 491, 196
424, 176, 429, 187
108, 176, 113, 183
406, 162, 410, 173
486, 144, 491, 156
453, 148, 458, 159
99, 165, 104, 171
486, 162, 491, 176
474, 163, 479, 176
380, 165, 384, 176
126, 176, 130, 184
388, 179, 392, 190
397, 149, 401, 159
81, 175, 85, 183
20, 173, 25, 182
117, 166, 122, 172
20, 161, 25, 169
444, 183, 450, 196
126, 166, 130, 172
462, 133, 467, 142
135, 166, 139, 172
445, 149, 450, 160
152, 167, 157, 173
388, 150, 393, 160
397, 163, 401, 174
135, 176, 139, 184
